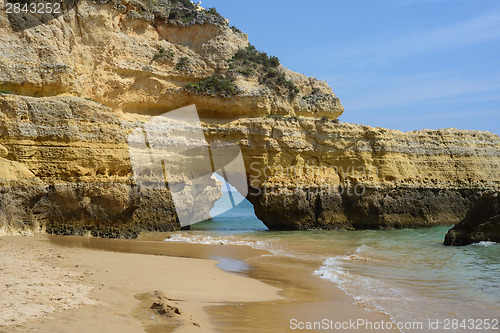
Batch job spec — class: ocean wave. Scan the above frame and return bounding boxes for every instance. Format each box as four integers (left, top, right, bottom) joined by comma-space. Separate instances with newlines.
313, 256, 346, 285
163, 233, 285, 255
313, 254, 500, 333
314, 255, 420, 332
314, 255, 403, 300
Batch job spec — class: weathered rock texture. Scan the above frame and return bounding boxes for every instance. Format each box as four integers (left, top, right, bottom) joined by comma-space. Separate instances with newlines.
444, 192, 500, 246
0, 0, 342, 119
0, 94, 220, 236
203, 119, 500, 230
0, 0, 499, 236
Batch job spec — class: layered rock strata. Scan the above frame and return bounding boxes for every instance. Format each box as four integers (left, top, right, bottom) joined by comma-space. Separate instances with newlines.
203, 119, 500, 230
1, 92, 498, 235
0, 0, 342, 119
0, 0, 499, 236
0, 94, 220, 236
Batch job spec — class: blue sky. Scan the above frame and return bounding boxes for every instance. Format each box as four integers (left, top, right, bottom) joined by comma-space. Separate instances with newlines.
208, 0, 500, 134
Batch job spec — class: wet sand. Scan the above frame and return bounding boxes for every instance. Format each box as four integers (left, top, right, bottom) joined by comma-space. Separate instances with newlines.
0, 234, 397, 332
207, 255, 399, 332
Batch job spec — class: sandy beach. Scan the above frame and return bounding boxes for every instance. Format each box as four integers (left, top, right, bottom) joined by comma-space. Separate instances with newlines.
0, 234, 397, 332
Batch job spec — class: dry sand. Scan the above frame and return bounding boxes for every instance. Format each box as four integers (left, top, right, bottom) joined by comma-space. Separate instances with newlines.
0, 235, 281, 333
0, 234, 398, 332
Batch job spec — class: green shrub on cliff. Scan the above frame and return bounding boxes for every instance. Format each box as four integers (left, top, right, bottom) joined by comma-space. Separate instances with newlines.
185, 44, 300, 98
185, 74, 239, 97
206, 7, 223, 20
230, 25, 242, 33
115, 0, 225, 26
230, 45, 280, 69
172, 0, 195, 8
237, 68, 254, 76
140, 0, 194, 10
228, 44, 299, 98
153, 47, 174, 61
259, 69, 299, 97
176, 57, 190, 70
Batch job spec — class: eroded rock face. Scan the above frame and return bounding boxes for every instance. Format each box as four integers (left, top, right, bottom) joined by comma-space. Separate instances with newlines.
1, 99, 499, 234
203, 118, 500, 229
0, 0, 343, 119
444, 192, 500, 246
0, 0, 499, 235
0, 180, 47, 235
0, 94, 221, 237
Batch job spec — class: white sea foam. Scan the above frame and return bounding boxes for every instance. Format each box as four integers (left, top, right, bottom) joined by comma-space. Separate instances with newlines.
165, 229, 499, 332
314, 255, 403, 301
471, 241, 498, 247
355, 244, 372, 253
164, 233, 285, 255
313, 253, 500, 332
314, 255, 424, 332
313, 256, 347, 285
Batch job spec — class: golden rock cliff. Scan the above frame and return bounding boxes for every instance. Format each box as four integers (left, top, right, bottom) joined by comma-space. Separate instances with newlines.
0, 0, 499, 236
0, 0, 342, 119
204, 119, 500, 229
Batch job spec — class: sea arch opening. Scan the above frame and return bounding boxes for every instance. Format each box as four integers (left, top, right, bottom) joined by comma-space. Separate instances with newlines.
191, 172, 268, 232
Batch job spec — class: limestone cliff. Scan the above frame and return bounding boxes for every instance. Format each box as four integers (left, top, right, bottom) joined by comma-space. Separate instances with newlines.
0, 0, 342, 119
0, 0, 499, 236
0, 94, 216, 236
203, 119, 500, 229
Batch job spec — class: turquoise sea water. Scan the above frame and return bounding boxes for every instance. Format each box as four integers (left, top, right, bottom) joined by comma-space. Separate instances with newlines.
164, 191, 499, 332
